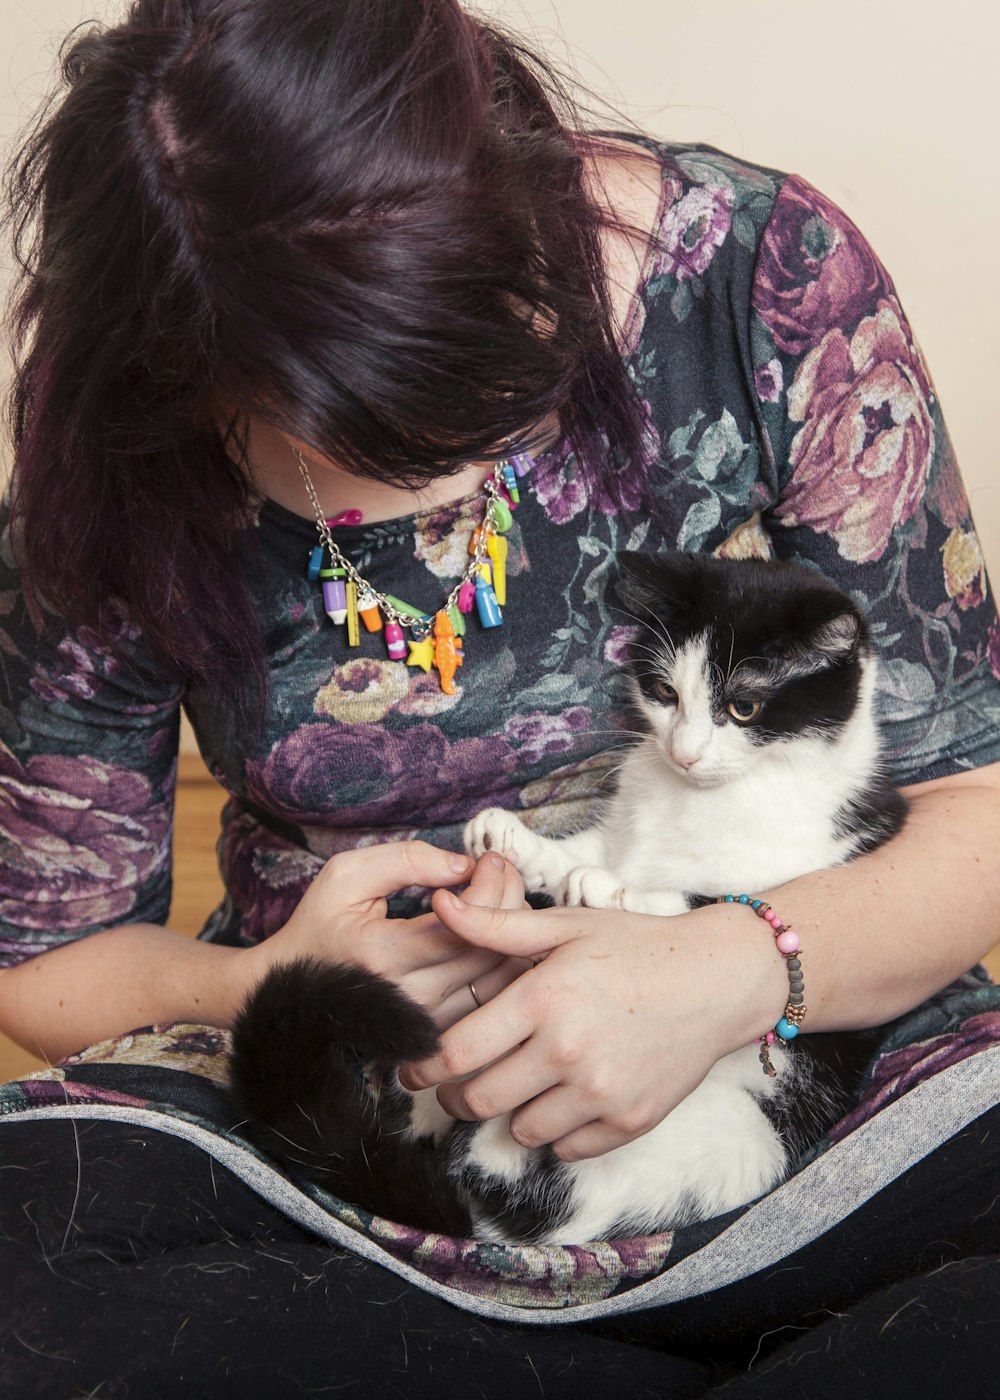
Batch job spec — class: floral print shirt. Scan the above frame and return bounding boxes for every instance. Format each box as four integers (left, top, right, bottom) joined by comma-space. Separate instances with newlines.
2, 139, 999, 965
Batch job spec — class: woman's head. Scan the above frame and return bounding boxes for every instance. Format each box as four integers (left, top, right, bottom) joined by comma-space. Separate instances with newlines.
6, 0, 648, 692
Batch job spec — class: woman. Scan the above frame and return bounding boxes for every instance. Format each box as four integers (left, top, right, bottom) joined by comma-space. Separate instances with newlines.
1, 1, 998, 1394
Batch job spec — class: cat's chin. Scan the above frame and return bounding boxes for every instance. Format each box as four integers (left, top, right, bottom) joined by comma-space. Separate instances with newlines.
673, 765, 734, 789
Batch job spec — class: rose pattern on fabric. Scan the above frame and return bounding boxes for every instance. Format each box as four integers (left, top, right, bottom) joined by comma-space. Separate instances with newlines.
777, 300, 935, 563
754, 357, 784, 404
0, 745, 171, 930
656, 183, 733, 283
245, 720, 519, 831
752, 175, 890, 356
941, 527, 987, 610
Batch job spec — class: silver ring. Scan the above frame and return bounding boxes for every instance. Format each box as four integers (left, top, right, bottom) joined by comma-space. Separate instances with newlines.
468, 981, 482, 1008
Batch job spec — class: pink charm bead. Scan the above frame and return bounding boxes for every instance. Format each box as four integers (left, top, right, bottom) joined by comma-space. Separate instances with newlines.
775, 929, 800, 955
766, 910, 781, 927
765, 1031, 777, 1045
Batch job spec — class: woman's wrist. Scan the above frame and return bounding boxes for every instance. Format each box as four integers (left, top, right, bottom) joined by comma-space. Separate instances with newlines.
682, 901, 792, 1057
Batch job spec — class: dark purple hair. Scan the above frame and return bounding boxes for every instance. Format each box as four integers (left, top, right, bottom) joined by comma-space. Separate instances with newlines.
5, 0, 652, 701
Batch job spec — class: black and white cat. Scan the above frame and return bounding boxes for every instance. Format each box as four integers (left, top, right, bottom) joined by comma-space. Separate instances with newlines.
230, 551, 905, 1244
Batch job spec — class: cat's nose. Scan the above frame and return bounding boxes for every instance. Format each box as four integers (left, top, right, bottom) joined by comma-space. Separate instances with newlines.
670, 747, 701, 770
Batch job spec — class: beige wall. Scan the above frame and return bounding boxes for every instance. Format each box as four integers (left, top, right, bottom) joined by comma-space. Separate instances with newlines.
3, 0, 997, 582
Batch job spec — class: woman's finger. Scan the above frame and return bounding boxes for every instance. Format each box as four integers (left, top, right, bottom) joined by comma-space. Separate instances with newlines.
461, 852, 528, 911
429, 889, 572, 960
504, 1085, 599, 1150
324, 841, 475, 906
549, 1120, 636, 1163
431, 1037, 559, 1122
399, 976, 538, 1090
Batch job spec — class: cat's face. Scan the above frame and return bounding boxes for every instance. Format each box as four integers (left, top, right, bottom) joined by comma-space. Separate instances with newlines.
616, 551, 869, 788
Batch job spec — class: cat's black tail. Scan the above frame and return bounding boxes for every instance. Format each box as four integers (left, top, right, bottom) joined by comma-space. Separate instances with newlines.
229, 957, 472, 1236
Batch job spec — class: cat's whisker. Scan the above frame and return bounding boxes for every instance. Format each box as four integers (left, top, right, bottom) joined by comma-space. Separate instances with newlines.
612, 601, 677, 660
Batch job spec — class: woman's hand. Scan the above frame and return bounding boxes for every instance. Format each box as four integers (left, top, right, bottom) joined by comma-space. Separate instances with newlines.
399, 894, 787, 1160
242, 841, 530, 1028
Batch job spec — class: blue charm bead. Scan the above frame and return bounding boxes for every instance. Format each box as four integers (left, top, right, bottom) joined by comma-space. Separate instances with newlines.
775, 1017, 799, 1040
307, 545, 324, 581
738, 894, 750, 904
724, 895, 735, 903
751, 900, 763, 910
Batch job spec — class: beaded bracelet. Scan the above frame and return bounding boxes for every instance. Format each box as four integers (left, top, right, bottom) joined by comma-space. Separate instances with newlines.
718, 893, 806, 1078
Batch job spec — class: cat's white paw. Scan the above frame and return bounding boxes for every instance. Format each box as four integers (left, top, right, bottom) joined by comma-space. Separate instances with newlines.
557, 865, 627, 910
464, 808, 549, 891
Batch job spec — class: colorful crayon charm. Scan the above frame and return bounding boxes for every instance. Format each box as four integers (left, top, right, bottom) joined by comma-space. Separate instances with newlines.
307, 545, 324, 582
385, 620, 407, 661
345, 581, 360, 647
486, 534, 508, 606
357, 590, 383, 632
501, 463, 520, 503
320, 567, 348, 623
474, 565, 502, 628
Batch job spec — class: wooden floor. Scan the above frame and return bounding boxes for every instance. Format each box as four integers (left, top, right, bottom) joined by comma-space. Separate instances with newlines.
2, 759, 999, 1081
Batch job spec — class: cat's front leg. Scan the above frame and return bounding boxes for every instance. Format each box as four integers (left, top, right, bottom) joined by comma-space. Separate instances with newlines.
465, 808, 604, 896
557, 866, 689, 917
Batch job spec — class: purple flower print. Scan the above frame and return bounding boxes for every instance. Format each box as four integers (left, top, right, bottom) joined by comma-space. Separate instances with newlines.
778, 300, 934, 564
754, 357, 784, 404
531, 452, 590, 526
657, 185, 733, 282
531, 411, 658, 526
0, 748, 171, 929
604, 626, 640, 665
753, 176, 891, 356
219, 806, 323, 944
504, 708, 591, 766
246, 721, 518, 831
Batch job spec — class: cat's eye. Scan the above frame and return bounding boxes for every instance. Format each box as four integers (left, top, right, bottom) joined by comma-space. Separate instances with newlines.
727, 699, 762, 723
651, 680, 677, 704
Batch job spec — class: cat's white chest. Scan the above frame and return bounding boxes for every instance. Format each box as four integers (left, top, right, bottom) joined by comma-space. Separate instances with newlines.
603, 737, 863, 895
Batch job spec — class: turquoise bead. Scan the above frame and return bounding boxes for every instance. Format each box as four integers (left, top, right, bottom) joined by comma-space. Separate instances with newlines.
738, 894, 750, 904
775, 1017, 799, 1040
751, 900, 763, 910
724, 895, 735, 903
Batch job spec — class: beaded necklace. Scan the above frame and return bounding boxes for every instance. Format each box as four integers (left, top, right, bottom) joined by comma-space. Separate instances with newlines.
295, 448, 530, 694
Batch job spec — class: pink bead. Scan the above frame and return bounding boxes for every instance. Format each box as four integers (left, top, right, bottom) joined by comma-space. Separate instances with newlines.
775, 929, 800, 954
766, 910, 780, 926
765, 1031, 777, 1045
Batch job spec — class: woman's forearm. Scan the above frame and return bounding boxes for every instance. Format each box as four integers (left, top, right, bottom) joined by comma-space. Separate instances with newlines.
0, 924, 261, 1064
742, 766, 1000, 1033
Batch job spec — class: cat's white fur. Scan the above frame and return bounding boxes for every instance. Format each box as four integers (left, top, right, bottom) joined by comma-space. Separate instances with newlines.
427, 633, 885, 1244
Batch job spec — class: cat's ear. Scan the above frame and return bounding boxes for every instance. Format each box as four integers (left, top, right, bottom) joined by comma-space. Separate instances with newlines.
615, 550, 694, 617
800, 607, 864, 665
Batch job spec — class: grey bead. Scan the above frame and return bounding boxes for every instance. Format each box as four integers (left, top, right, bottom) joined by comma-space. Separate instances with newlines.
789, 993, 805, 1005
785, 958, 801, 970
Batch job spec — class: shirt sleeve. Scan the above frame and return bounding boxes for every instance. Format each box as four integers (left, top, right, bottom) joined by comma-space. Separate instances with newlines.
0, 500, 183, 968
748, 174, 1000, 784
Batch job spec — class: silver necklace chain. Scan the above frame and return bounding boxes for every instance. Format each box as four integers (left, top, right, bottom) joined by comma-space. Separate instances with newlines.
294, 449, 507, 631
